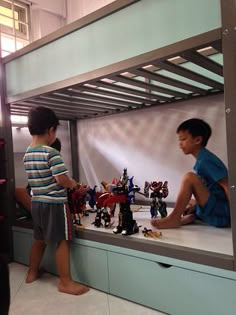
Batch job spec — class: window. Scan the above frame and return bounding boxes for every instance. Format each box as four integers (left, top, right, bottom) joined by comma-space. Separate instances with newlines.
0, 0, 30, 57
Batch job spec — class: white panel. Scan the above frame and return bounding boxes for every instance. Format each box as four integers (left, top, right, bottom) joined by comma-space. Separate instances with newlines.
13, 120, 72, 186
77, 94, 227, 203
67, 0, 116, 23
6, 0, 221, 97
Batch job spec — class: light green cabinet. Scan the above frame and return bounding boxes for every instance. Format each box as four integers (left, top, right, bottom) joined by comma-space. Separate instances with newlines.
13, 228, 33, 265
70, 243, 109, 292
108, 251, 236, 315
12, 227, 236, 315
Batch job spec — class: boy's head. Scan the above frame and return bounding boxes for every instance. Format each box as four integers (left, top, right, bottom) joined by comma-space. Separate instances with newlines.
28, 106, 59, 145
177, 118, 211, 154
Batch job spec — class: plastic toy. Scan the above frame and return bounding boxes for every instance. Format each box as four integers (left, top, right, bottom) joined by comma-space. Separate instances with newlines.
142, 227, 162, 238
144, 181, 169, 218
68, 184, 89, 227
92, 182, 116, 228
111, 168, 140, 235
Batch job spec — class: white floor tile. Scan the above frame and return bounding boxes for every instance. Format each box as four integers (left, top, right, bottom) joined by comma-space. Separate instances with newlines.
9, 270, 109, 315
9, 263, 164, 315
108, 295, 164, 315
9, 263, 28, 301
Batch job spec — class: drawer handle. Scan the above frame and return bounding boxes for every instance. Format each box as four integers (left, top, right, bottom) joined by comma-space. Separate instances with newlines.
156, 262, 173, 269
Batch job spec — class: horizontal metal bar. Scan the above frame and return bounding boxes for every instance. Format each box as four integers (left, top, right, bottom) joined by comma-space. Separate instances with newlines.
36, 96, 114, 112
68, 89, 140, 107
155, 60, 224, 90
211, 40, 222, 53
72, 85, 156, 105
181, 51, 223, 76
94, 81, 163, 101
16, 101, 100, 117
132, 68, 207, 95
7, 29, 222, 104
40, 93, 126, 110
113, 75, 186, 98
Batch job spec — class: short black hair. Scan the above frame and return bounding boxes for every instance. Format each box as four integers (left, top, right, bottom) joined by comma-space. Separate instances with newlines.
51, 138, 61, 152
28, 106, 59, 135
176, 118, 212, 147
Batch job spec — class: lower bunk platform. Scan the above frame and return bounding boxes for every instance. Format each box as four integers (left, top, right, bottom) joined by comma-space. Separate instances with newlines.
12, 206, 236, 315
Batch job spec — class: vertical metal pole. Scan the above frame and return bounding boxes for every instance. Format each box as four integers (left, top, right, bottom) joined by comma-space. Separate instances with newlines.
221, 0, 236, 268
69, 120, 79, 181
0, 59, 16, 261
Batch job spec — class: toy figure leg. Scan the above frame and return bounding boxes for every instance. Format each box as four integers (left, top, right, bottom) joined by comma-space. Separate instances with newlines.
151, 172, 209, 229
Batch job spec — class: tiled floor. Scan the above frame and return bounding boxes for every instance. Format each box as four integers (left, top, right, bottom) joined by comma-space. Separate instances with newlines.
9, 263, 164, 315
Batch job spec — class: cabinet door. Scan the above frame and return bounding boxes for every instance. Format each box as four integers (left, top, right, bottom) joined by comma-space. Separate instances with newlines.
70, 243, 109, 292
108, 251, 236, 315
13, 230, 33, 264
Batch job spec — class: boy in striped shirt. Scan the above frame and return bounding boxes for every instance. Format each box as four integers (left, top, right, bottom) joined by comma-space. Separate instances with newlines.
24, 106, 89, 296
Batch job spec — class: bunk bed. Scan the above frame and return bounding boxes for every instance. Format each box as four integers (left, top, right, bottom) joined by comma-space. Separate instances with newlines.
2, 0, 236, 314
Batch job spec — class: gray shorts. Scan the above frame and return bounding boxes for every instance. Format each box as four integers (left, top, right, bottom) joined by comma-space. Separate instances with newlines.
31, 202, 73, 242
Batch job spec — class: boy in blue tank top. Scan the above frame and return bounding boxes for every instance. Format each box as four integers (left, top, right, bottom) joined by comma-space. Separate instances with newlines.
152, 118, 230, 229
24, 106, 89, 295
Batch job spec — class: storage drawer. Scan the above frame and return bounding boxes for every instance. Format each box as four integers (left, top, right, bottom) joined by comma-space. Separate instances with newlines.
108, 251, 236, 315
13, 230, 32, 265
70, 243, 109, 292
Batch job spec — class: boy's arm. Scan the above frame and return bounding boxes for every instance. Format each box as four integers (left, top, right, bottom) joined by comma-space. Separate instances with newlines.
55, 174, 78, 190
218, 177, 230, 201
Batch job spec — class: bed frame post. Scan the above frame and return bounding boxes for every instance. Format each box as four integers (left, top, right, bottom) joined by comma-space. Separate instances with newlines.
221, 0, 236, 269
0, 60, 16, 261
69, 120, 79, 181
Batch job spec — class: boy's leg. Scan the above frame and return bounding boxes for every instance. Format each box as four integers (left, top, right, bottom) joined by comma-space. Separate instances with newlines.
151, 172, 209, 229
56, 240, 89, 295
26, 240, 46, 283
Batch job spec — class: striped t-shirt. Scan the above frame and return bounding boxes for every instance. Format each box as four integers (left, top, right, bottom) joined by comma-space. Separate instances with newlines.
23, 145, 68, 204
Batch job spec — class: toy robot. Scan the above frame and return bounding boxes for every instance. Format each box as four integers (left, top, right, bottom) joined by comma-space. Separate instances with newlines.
68, 185, 89, 227
144, 181, 169, 218
92, 182, 116, 228
112, 168, 140, 235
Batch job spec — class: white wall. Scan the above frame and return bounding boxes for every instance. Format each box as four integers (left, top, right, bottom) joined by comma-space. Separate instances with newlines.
30, 0, 66, 40
12, 120, 72, 186
77, 94, 227, 203
30, 0, 115, 40
66, 0, 116, 23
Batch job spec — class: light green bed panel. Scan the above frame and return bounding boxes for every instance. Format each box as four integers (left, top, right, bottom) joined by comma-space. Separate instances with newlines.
5, 0, 221, 97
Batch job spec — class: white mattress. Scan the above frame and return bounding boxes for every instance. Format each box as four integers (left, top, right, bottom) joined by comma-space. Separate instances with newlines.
79, 205, 233, 256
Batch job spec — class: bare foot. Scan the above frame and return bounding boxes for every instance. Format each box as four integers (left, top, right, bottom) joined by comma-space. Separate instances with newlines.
58, 280, 90, 295
151, 215, 181, 229
25, 267, 45, 283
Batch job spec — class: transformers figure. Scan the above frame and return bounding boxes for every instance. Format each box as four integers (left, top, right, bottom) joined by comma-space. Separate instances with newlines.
68, 185, 89, 227
92, 182, 116, 228
112, 168, 140, 235
144, 181, 169, 218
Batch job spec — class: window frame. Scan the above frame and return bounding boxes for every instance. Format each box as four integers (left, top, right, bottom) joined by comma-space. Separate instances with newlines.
0, 0, 31, 57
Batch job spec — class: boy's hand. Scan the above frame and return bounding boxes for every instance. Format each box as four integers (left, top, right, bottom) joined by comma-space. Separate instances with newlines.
77, 183, 90, 194
183, 203, 196, 216
71, 179, 78, 189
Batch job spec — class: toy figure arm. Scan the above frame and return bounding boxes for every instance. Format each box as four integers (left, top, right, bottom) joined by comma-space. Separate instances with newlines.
218, 177, 230, 201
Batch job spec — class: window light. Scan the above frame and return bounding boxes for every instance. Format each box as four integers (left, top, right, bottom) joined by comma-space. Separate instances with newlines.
11, 115, 28, 124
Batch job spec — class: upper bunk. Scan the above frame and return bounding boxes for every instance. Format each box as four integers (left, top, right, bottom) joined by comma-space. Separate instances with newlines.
3, 0, 223, 120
